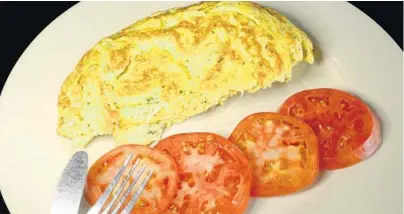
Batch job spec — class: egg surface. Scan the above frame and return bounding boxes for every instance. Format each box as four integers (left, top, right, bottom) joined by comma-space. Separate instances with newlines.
57, 1, 314, 147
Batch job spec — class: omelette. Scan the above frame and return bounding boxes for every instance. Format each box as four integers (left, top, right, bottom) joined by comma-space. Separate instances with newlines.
57, 1, 314, 147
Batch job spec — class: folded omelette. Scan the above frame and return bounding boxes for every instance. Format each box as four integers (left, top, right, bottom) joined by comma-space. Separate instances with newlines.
57, 1, 314, 147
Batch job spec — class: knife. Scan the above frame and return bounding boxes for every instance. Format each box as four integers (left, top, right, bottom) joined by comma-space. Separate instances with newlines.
50, 151, 88, 214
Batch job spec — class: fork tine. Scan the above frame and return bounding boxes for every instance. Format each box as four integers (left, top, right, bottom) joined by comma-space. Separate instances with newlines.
87, 153, 134, 214
121, 170, 154, 214
101, 158, 140, 214
110, 164, 147, 214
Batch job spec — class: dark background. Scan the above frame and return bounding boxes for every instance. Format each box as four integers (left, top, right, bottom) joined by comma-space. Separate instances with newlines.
0, 2, 402, 213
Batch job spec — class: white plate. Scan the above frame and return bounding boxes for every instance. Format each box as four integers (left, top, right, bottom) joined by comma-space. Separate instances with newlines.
0, 2, 402, 214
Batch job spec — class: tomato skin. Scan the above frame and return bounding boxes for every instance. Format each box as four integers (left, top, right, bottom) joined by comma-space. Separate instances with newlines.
85, 145, 179, 214
279, 88, 382, 170
229, 112, 319, 197
155, 132, 252, 214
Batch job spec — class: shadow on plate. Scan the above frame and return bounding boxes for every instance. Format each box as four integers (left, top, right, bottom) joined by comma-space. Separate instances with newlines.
244, 171, 331, 213
245, 197, 259, 214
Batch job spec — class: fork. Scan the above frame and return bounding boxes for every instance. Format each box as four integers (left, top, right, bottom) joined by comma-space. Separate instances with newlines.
87, 153, 154, 214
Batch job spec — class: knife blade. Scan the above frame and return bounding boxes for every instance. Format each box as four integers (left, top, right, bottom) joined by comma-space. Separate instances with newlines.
50, 151, 88, 214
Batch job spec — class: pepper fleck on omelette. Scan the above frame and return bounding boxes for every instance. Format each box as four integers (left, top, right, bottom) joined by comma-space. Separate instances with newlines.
57, 1, 314, 147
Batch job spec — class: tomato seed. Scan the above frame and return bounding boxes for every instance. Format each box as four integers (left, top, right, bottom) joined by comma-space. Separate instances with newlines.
188, 179, 196, 187
169, 205, 177, 211
146, 183, 152, 190
184, 194, 191, 201
279, 159, 288, 170
338, 136, 348, 148
340, 98, 355, 112
300, 147, 307, 161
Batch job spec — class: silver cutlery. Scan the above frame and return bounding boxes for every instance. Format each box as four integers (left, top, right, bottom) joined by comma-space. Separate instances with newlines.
87, 153, 153, 214
50, 151, 88, 214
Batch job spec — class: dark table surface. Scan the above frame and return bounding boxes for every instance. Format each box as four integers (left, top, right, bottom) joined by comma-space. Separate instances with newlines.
0, 2, 402, 214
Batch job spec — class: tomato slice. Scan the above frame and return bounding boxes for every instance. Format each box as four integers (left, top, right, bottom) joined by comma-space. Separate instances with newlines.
155, 132, 252, 214
85, 145, 179, 214
228, 112, 319, 197
279, 88, 381, 170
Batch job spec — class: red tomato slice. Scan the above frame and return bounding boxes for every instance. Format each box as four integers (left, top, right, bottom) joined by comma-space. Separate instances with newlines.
155, 132, 252, 214
85, 145, 179, 214
228, 112, 319, 197
279, 88, 381, 170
